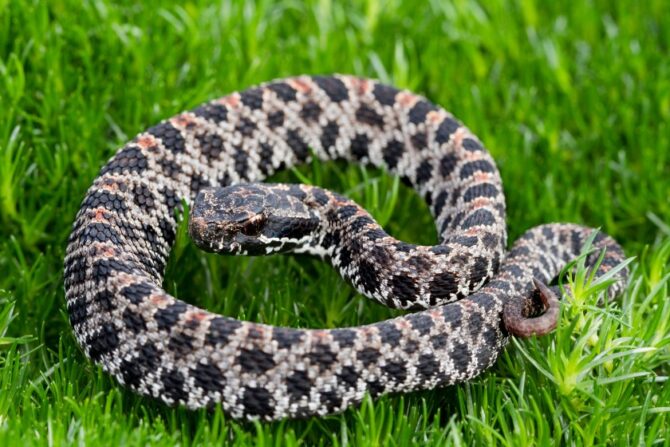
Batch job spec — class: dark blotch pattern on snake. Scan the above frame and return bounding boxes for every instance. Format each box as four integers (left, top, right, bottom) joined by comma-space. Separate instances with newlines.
64, 75, 627, 420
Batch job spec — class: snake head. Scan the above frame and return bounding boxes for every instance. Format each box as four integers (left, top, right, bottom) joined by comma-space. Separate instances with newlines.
189, 184, 320, 255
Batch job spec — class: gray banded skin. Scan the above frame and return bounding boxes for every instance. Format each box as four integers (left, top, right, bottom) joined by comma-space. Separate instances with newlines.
63, 75, 628, 420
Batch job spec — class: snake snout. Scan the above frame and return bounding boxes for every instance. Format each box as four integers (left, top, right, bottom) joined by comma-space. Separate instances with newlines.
188, 215, 222, 252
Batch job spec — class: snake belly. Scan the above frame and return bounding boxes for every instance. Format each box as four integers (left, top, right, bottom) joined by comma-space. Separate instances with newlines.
64, 75, 627, 420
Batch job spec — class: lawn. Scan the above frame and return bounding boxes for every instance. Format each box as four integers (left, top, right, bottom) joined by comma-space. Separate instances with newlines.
1, 0, 669, 445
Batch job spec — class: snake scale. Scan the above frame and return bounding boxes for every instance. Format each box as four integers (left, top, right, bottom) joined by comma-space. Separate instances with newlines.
64, 75, 627, 420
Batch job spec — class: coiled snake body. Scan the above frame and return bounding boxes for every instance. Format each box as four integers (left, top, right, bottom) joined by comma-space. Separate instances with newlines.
64, 75, 627, 420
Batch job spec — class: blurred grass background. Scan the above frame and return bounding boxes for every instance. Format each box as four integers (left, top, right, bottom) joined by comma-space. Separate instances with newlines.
0, 0, 668, 445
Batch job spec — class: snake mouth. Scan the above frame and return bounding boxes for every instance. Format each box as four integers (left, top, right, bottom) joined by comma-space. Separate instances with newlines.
189, 215, 272, 255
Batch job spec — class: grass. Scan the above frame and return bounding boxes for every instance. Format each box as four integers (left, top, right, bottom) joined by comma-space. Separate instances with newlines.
1, 0, 669, 445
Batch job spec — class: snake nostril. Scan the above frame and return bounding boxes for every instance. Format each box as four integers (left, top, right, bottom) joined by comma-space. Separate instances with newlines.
189, 217, 208, 244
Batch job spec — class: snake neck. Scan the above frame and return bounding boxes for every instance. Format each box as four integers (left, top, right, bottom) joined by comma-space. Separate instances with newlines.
280, 184, 488, 309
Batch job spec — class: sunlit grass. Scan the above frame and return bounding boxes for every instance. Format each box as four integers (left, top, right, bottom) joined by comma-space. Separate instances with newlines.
1, 0, 668, 444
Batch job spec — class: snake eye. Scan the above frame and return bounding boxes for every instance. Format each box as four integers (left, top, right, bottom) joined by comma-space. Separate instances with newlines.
240, 216, 266, 236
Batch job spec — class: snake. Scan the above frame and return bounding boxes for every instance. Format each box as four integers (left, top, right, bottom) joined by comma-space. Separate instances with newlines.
64, 75, 628, 420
